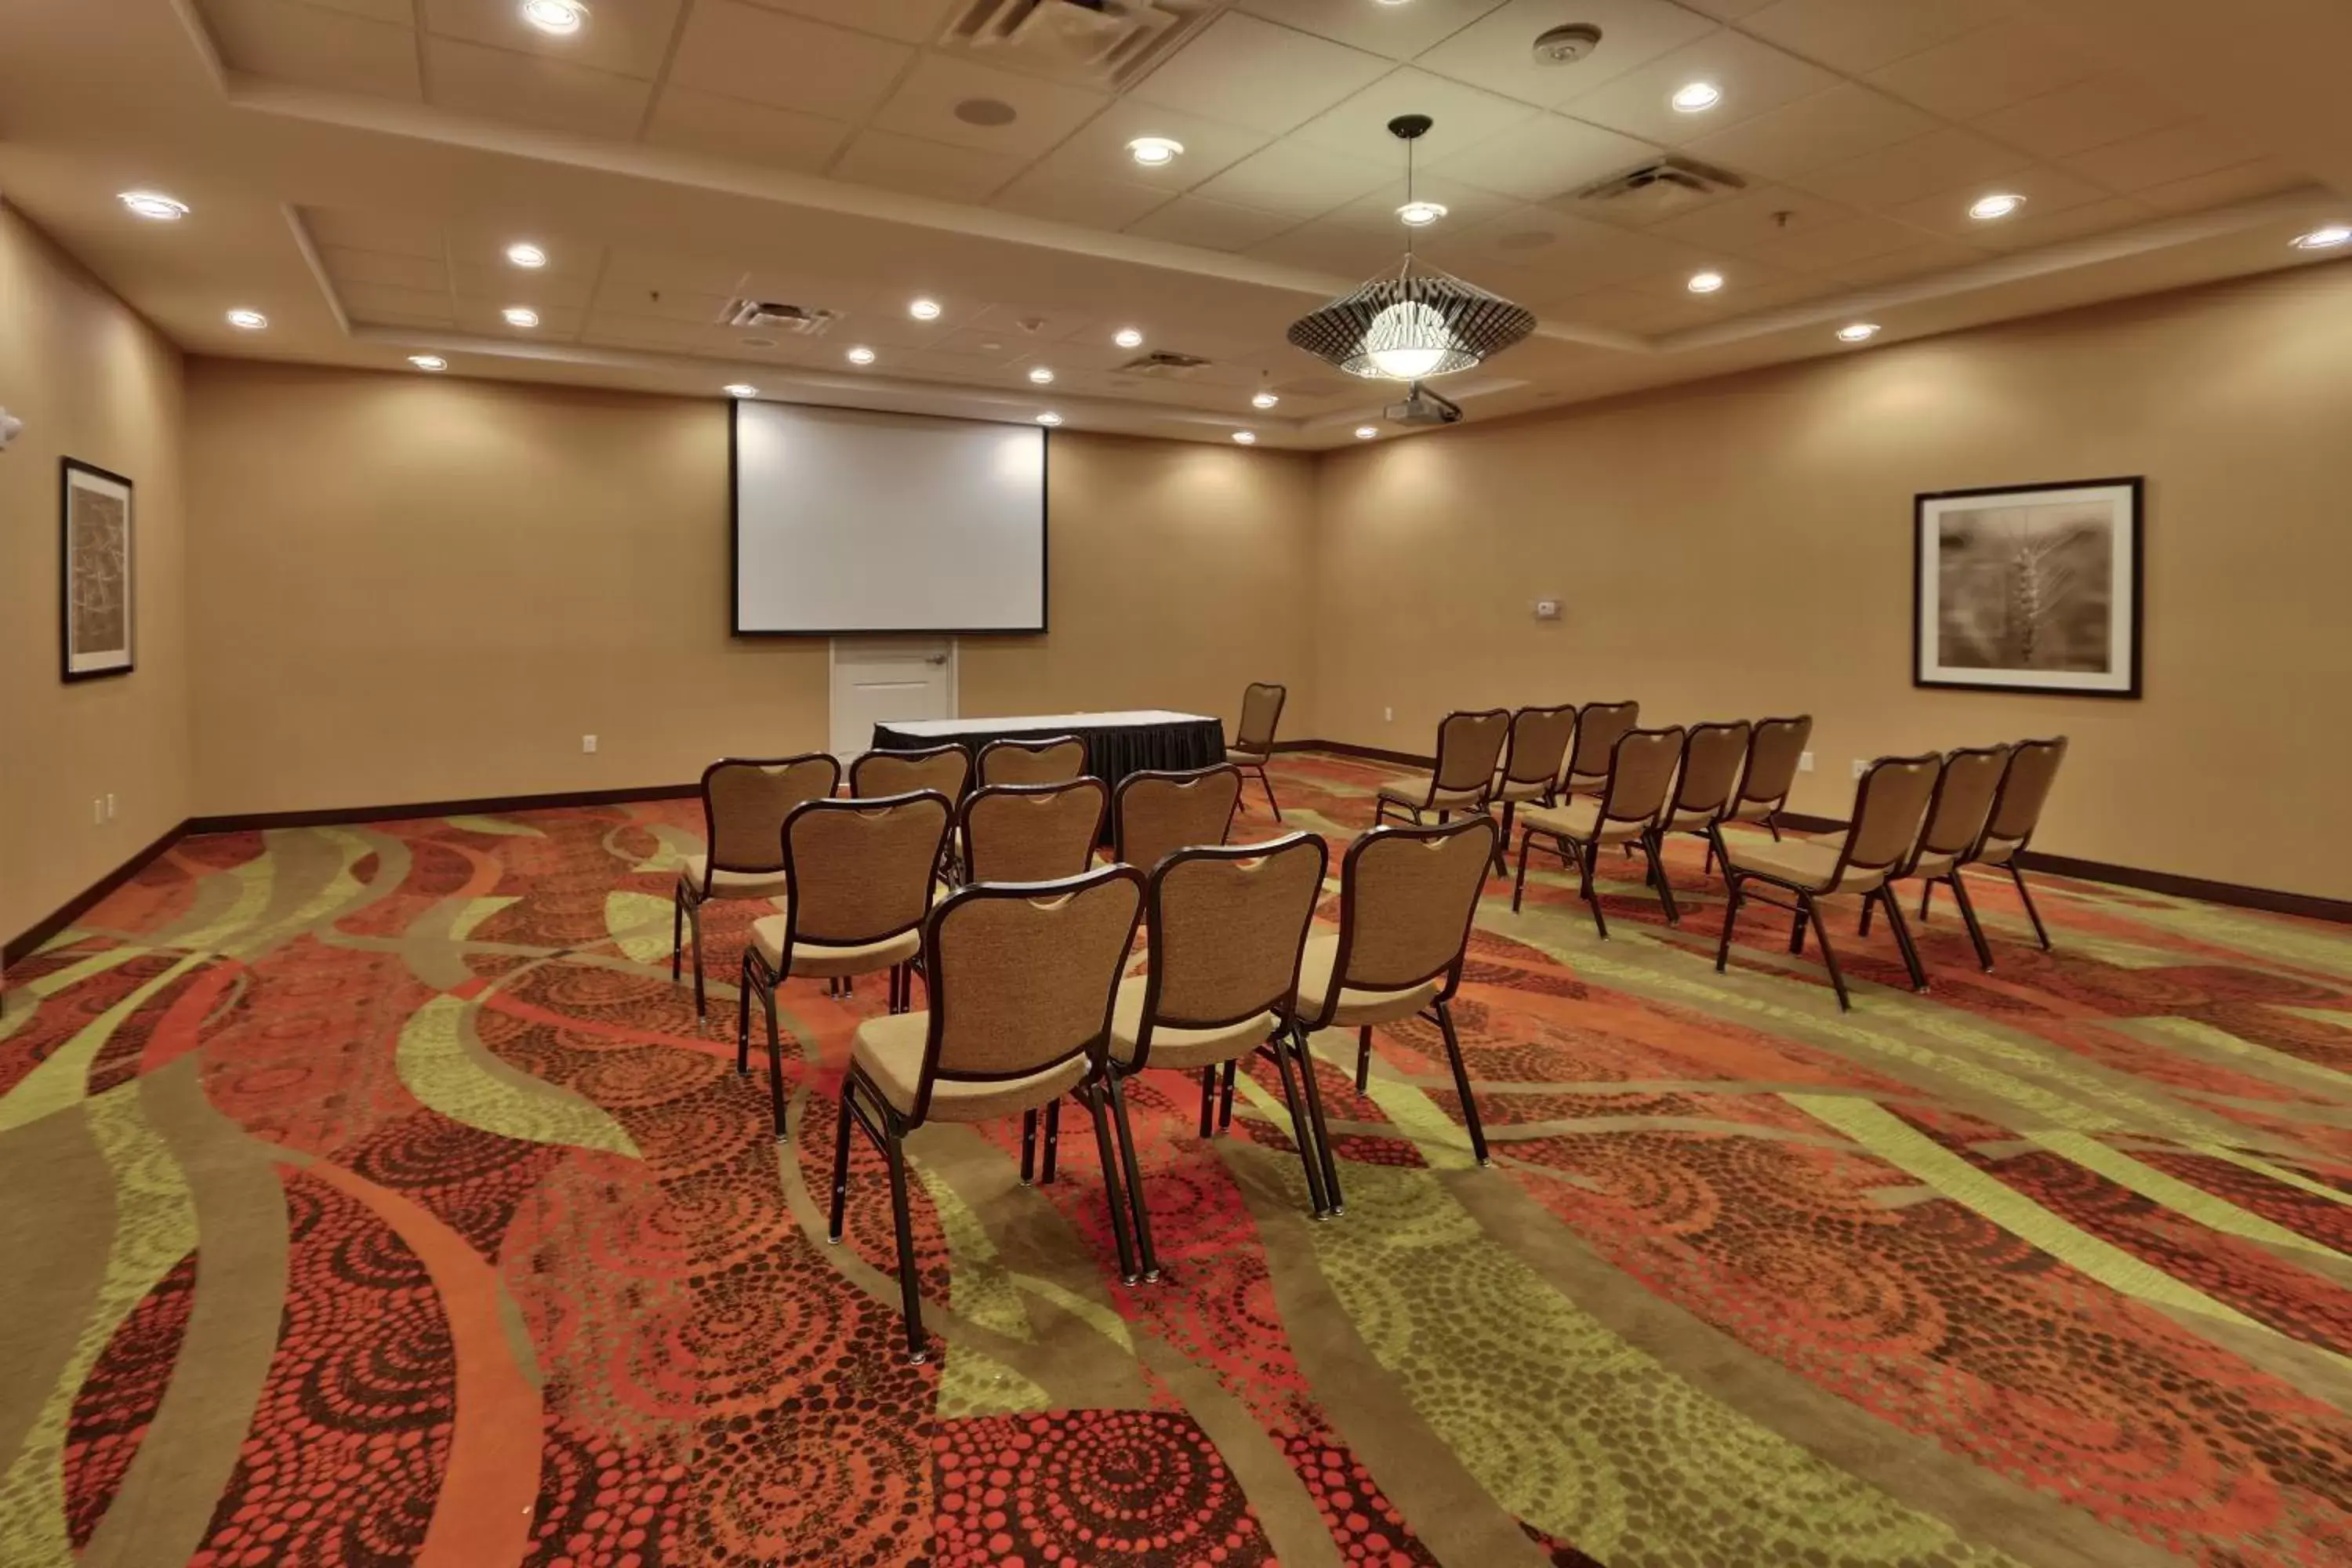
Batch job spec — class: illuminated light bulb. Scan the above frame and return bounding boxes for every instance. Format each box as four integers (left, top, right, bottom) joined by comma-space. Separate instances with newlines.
1363, 299, 1450, 379
118, 191, 188, 221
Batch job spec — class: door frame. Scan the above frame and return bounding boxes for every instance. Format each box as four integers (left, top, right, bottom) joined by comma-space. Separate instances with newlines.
827, 637, 960, 760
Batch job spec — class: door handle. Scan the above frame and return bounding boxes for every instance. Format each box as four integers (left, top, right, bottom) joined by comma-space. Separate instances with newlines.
925, 655, 949, 666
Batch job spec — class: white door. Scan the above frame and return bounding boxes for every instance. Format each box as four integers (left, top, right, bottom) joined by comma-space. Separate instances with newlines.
829, 639, 956, 760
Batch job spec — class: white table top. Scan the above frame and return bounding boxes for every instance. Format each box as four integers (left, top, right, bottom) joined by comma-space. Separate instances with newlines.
878, 710, 1217, 738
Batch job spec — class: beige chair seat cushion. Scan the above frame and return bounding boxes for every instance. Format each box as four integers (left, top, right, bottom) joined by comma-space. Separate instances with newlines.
1726, 839, 1885, 895
1227, 746, 1268, 765
1490, 778, 1553, 804
1562, 772, 1606, 797
851, 1011, 1089, 1123
1817, 830, 1957, 884
1294, 931, 1441, 1029
1517, 798, 1647, 846
1377, 778, 1485, 810
677, 855, 789, 900
1974, 834, 2025, 866
1108, 978, 1275, 1070
750, 913, 920, 978
1664, 808, 1719, 833
1729, 797, 1785, 824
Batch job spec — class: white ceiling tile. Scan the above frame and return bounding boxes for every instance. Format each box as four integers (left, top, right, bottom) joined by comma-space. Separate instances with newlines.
420, 0, 683, 80
1881, 165, 2113, 241
1233, 0, 1510, 61
321, 245, 448, 292
668, 2, 914, 122
1738, 0, 1991, 76
2131, 159, 2311, 216
1645, 184, 1856, 263
868, 54, 1111, 161
423, 38, 653, 137
1822, 235, 1986, 288
1317, 172, 1519, 234
601, 249, 750, 297
741, 0, 957, 44
1864, 27, 2096, 123
1029, 100, 1272, 192
1958, 195, 2158, 253
201, 0, 421, 100
1675, 0, 1776, 16
1190, 141, 1398, 222
2060, 125, 2266, 196
458, 299, 585, 336
1131, 13, 1392, 136
452, 263, 597, 308
967, 302, 1100, 342
1554, 30, 1839, 147
927, 327, 1027, 363
590, 279, 735, 323
991, 170, 1177, 230
1126, 195, 1302, 250
582, 311, 726, 351
1244, 220, 1410, 278
280, 0, 412, 23
1413, 0, 1720, 108
1288, 66, 1542, 162
1681, 83, 1936, 181
1740, 212, 1918, 272
642, 86, 851, 174
1794, 126, 2034, 212
1546, 283, 1693, 333
830, 129, 1025, 202
1425, 114, 1657, 202
1427, 205, 1703, 290
302, 209, 445, 259
337, 281, 457, 323
1969, 75, 2187, 162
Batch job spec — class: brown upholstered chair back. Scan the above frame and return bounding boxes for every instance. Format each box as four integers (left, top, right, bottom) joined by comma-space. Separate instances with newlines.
1332, 817, 1496, 1000
1143, 834, 1327, 1033
1668, 721, 1752, 821
1601, 727, 1685, 825
979, 735, 1088, 787
782, 793, 953, 946
850, 745, 969, 802
961, 779, 1108, 884
1432, 709, 1513, 794
915, 868, 1144, 1120
1236, 682, 1287, 753
1113, 766, 1242, 875
1566, 702, 1639, 781
1916, 745, 2009, 862
1984, 736, 2068, 847
1842, 756, 1942, 873
1735, 716, 1813, 810
1500, 704, 1577, 787
701, 754, 840, 874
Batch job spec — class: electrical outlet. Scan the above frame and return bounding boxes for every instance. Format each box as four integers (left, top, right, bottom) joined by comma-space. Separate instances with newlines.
1798, 751, 1814, 773
1383, 706, 1394, 723
582, 735, 598, 754
1851, 758, 1868, 780
105, 793, 117, 820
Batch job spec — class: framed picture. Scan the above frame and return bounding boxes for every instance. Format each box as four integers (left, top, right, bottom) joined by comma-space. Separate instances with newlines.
61, 458, 136, 681
1915, 477, 2142, 699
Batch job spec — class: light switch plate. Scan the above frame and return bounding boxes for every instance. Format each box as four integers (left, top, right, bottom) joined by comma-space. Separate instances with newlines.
1532, 598, 1562, 620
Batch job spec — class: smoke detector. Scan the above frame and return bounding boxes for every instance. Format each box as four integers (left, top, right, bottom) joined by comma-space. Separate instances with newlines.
1532, 23, 1602, 65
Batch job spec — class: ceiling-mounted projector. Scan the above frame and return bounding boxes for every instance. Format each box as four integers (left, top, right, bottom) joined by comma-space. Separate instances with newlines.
1385, 382, 1462, 427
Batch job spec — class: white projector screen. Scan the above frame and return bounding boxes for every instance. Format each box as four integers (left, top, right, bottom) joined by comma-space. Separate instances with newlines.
732, 401, 1047, 634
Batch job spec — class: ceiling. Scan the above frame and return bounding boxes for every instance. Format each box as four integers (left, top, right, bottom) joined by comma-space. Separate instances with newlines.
2, 0, 2347, 445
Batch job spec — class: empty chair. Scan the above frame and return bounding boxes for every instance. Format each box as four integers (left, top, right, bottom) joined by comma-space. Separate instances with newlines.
960, 778, 1109, 884
1112, 765, 1242, 875
738, 791, 953, 1136
1559, 701, 1639, 800
1228, 681, 1288, 819
832, 866, 1146, 1362
1950, 735, 2070, 952
850, 743, 970, 803
673, 753, 841, 1016
1374, 708, 1511, 829
1107, 833, 1329, 1270
1487, 703, 1577, 869
1287, 816, 1500, 1194
1657, 720, 1752, 870
1510, 726, 1687, 936
1718, 715, 1814, 854
1862, 742, 2010, 971
978, 734, 1088, 786
1714, 753, 1940, 1011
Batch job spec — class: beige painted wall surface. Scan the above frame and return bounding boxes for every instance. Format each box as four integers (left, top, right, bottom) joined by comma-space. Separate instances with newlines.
0, 198, 188, 947
185, 364, 1316, 816
1316, 263, 2352, 901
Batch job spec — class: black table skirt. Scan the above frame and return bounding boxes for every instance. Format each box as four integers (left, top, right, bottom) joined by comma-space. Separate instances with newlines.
870, 716, 1226, 800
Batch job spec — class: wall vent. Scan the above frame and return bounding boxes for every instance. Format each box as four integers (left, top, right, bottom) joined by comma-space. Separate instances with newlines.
1576, 156, 1746, 218
943, 0, 1222, 89
724, 300, 839, 334
1116, 349, 1210, 376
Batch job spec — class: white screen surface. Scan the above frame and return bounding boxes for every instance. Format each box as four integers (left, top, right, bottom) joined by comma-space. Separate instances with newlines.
733, 402, 1046, 634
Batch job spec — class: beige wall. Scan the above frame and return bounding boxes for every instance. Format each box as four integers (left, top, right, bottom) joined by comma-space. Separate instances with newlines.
0, 199, 188, 948
1316, 262, 2352, 901
184, 362, 1316, 817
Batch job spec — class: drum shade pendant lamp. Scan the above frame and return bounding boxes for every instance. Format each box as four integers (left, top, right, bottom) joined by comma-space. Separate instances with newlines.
1287, 115, 1536, 382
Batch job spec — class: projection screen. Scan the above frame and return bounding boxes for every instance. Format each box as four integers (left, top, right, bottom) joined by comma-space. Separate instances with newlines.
732, 401, 1047, 634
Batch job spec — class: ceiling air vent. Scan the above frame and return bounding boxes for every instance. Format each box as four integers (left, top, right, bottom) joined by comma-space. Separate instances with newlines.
1576, 156, 1746, 219
1116, 349, 1210, 377
943, 0, 1221, 89
724, 300, 839, 334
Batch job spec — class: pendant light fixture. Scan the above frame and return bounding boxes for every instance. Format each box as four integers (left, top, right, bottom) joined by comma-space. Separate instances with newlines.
1287, 115, 1536, 384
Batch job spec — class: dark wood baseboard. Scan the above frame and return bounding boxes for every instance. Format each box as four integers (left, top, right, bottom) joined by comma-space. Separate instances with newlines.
3, 820, 190, 968
184, 781, 699, 835
1294, 737, 1436, 769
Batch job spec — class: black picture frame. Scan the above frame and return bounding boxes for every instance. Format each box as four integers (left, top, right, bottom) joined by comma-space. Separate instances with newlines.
60, 457, 136, 683
1913, 476, 2143, 699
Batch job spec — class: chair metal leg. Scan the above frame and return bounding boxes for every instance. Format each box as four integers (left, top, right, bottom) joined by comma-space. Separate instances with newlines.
880, 1124, 927, 1363
2009, 863, 2053, 950
1218, 1059, 1236, 1130
1919, 880, 1936, 921
1949, 873, 1995, 971
762, 971, 788, 1138
1259, 766, 1282, 822
1018, 1108, 1038, 1185
1879, 887, 1929, 993
1646, 831, 1680, 926
827, 1082, 855, 1243
1511, 830, 1534, 914
1581, 840, 1610, 940
1807, 895, 1852, 1011
1766, 815, 1783, 841
1267, 1035, 1332, 1218
1859, 893, 1875, 937
688, 901, 707, 1017
1079, 1085, 1142, 1284
1788, 904, 1808, 955
1354, 1025, 1373, 1093
1715, 879, 1746, 972
1492, 801, 1515, 877
1289, 1023, 1345, 1215
1433, 1000, 1490, 1167
735, 953, 754, 1077
671, 888, 685, 982
1040, 1098, 1061, 1184
1198, 1066, 1218, 1138
1104, 1073, 1160, 1280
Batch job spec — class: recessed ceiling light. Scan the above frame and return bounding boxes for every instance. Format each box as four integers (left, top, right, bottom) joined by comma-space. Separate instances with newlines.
1969, 192, 2025, 221
1396, 200, 1449, 227
1670, 81, 1722, 113
724, 383, 757, 398
846, 345, 877, 365
520, 0, 586, 35
1232, 430, 1257, 445
225, 308, 267, 330
503, 306, 539, 328
1027, 365, 1055, 384
408, 354, 447, 371
1113, 327, 1144, 349
117, 191, 188, 221
506, 242, 547, 268
1355, 425, 1379, 439
2292, 224, 2352, 250
1036, 412, 1063, 426
1127, 136, 1185, 168
1836, 322, 1881, 343
1687, 270, 1725, 294
909, 297, 942, 321
1251, 390, 1279, 409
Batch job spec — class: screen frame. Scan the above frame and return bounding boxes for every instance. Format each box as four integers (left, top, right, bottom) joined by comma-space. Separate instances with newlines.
728, 399, 1051, 637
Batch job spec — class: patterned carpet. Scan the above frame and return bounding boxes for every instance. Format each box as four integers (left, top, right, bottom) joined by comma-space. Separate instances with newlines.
4, 750, 2351, 1567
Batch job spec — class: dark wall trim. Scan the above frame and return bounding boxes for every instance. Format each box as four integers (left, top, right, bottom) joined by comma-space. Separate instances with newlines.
1297, 737, 1436, 769
185, 782, 699, 834
3, 819, 187, 967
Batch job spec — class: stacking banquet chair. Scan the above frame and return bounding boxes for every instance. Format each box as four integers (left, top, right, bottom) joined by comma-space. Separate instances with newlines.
1486, 703, 1577, 872
1711, 715, 1814, 869
1657, 720, 1752, 875
1857, 743, 2010, 971
978, 734, 1088, 787
1112, 765, 1242, 875
1107, 833, 1330, 1272
831, 866, 1146, 1363
1374, 708, 1511, 829
960, 778, 1108, 884
1509, 726, 1687, 935
673, 753, 841, 1016
850, 743, 970, 802
1945, 736, 2069, 952
738, 791, 953, 1136
1560, 700, 1639, 801
1713, 753, 1940, 1011
1286, 816, 1500, 1196
1227, 681, 1288, 819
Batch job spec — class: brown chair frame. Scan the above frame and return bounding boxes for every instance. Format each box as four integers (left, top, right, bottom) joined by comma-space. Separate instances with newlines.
1943, 735, 2069, 953
958, 778, 1109, 885
1657, 720, 1753, 873
672, 752, 840, 1017
977, 734, 1088, 787
1111, 764, 1242, 876
1229, 681, 1288, 820
1560, 700, 1639, 800
849, 742, 971, 802
1711, 715, 1814, 868
1486, 702, 1578, 873
1510, 725, 1687, 937
1373, 708, 1512, 828
1863, 742, 2011, 972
